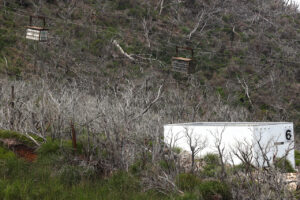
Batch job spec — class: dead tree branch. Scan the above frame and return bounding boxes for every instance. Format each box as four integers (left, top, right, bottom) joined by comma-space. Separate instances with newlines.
112, 40, 135, 61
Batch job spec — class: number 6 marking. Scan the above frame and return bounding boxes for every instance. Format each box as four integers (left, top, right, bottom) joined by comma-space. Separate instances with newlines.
286, 130, 292, 140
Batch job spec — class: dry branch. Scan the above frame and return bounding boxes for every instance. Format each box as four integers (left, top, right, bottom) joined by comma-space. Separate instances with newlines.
188, 12, 206, 40
112, 40, 135, 61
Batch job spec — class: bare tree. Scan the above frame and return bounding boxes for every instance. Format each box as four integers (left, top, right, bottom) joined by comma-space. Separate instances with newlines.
187, 11, 207, 40
142, 18, 152, 48
210, 127, 228, 180
183, 127, 207, 172
229, 132, 296, 200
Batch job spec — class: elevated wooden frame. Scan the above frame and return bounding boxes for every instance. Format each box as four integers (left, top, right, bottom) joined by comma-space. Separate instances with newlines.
172, 46, 195, 74
26, 15, 48, 42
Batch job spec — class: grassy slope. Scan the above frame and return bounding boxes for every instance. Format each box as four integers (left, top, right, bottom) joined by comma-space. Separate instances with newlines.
0, 154, 170, 200
0, 131, 231, 200
1, 141, 295, 200
0, 130, 170, 200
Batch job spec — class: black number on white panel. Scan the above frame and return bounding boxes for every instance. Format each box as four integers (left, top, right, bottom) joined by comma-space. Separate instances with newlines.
286, 130, 292, 140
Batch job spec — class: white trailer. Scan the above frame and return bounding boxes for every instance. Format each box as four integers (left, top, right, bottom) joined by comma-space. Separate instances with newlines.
164, 122, 295, 168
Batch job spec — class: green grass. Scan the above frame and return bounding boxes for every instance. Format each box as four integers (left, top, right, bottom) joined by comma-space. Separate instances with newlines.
176, 173, 201, 192
198, 180, 232, 200
0, 137, 234, 200
0, 135, 170, 200
0, 170, 169, 199
37, 140, 60, 155
0, 155, 234, 200
0, 146, 16, 160
0, 145, 170, 200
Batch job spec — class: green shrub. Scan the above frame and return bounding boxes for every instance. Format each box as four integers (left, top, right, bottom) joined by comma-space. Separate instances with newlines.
216, 87, 225, 98
230, 163, 254, 173
274, 158, 295, 173
295, 150, 300, 166
201, 154, 221, 177
107, 171, 140, 192
3, 181, 23, 200
1, 157, 29, 178
0, 28, 16, 52
38, 140, 60, 155
116, 0, 133, 10
128, 8, 145, 18
159, 160, 176, 171
60, 166, 81, 186
0, 146, 16, 160
176, 173, 201, 191
35, 152, 62, 167
130, 159, 143, 175
38, 138, 84, 157
0, 180, 6, 198
203, 154, 220, 165
198, 180, 232, 200
222, 14, 233, 23
61, 139, 84, 154
90, 27, 118, 55
172, 147, 182, 154
180, 26, 190, 34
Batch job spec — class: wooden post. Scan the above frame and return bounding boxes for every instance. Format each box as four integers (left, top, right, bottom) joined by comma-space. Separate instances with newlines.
11, 85, 14, 108
71, 121, 77, 151
10, 85, 15, 130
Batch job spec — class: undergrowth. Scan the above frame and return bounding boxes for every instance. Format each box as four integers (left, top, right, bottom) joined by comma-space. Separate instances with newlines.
0, 137, 235, 200
295, 150, 300, 166
0, 147, 169, 200
0, 136, 170, 200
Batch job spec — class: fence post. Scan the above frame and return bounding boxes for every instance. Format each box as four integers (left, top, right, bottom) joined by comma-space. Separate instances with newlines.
71, 121, 77, 151
10, 85, 15, 130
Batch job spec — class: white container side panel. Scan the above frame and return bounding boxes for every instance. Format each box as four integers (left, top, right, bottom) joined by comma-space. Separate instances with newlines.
164, 125, 254, 165
26, 29, 48, 41
26, 29, 40, 41
253, 123, 294, 168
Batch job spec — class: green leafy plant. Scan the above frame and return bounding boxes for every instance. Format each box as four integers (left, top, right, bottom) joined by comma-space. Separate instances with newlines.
295, 150, 300, 166
38, 140, 60, 156
176, 173, 201, 191
198, 180, 232, 200
201, 154, 221, 177
274, 158, 295, 173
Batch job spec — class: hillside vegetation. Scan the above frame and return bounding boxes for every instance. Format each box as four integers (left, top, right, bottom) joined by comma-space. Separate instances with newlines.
0, 0, 299, 128
0, 0, 299, 199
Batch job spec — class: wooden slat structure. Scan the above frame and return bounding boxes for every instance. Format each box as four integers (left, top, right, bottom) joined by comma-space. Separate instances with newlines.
172, 46, 195, 74
26, 16, 48, 42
